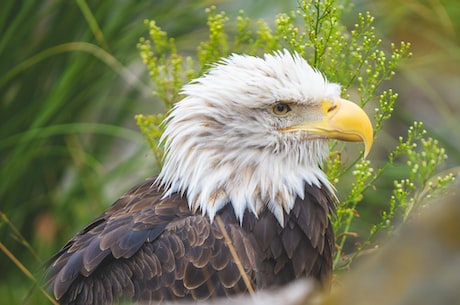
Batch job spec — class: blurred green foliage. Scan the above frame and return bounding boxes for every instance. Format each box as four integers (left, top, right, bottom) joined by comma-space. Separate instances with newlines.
0, 0, 213, 303
1, 0, 458, 304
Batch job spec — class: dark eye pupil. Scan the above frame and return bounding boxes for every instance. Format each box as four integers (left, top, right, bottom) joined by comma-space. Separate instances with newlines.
274, 103, 291, 114
272, 103, 291, 115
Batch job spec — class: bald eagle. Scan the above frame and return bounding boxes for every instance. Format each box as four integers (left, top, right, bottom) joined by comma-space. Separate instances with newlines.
47, 50, 373, 305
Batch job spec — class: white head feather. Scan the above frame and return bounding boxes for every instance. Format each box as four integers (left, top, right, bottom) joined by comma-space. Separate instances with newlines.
157, 50, 340, 225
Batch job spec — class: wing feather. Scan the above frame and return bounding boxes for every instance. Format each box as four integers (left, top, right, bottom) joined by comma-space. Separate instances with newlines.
47, 178, 336, 304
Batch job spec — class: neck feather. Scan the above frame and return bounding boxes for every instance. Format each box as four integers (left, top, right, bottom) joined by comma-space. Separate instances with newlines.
157, 131, 335, 225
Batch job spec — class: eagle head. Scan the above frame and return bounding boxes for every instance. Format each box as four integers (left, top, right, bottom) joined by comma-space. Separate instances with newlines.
158, 50, 373, 224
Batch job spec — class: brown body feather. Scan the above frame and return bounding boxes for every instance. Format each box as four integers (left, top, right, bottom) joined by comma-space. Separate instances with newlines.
47, 176, 336, 305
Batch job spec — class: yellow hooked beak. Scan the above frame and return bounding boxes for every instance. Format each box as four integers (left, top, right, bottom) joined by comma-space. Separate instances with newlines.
283, 98, 373, 157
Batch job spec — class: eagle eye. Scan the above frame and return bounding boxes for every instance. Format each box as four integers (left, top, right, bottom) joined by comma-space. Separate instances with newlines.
272, 103, 291, 116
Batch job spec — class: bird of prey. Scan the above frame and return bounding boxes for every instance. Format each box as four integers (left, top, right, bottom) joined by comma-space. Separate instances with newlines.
47, 50, 373, 305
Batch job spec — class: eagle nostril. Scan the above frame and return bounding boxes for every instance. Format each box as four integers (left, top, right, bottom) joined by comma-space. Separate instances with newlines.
327, 104, 337, 113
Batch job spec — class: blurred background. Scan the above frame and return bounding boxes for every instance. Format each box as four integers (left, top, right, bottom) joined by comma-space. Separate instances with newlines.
1, 0, 458, 304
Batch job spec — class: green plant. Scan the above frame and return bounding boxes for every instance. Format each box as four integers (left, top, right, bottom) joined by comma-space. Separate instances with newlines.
0, 0, 212, 304
137, 0, 454, 272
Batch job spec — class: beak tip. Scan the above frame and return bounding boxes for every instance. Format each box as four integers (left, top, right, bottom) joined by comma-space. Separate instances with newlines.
363, 146, 371, 158
362, 131, 373, 159
363, 134, 374, 158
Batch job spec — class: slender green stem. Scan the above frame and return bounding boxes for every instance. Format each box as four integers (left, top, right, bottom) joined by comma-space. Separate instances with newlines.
76, 0, 110, 50
0, 42, 149, 92
0, 242, 58, 305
